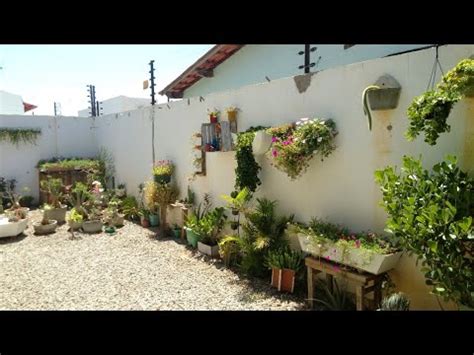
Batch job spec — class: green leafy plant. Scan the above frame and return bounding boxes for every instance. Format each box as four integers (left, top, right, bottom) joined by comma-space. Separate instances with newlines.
192, 207, 227, 245
312, 279, 356, 311
40, 177, 64, 208
19, 195, 34, 207
152, 160, 174, 176
121, 196, 140, 221
0, 128, 41, 146
265, 247, 303, 272
68, 208, 84, 223
238, 198, 294, 277
375, 155, 474, 308
266, 118, 337, 180
406, 58, 474, 145
220, 187, 252, 214
235, 126, 267, 192
378, 292, 410, 311
218, 234, 242, 267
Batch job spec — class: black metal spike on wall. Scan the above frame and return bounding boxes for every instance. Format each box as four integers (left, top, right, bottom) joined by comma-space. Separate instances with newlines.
149, 60, 156, 105
298, 44, 317, 73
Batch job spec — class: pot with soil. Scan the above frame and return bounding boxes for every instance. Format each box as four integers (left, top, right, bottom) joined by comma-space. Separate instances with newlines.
33, 219, 58, 235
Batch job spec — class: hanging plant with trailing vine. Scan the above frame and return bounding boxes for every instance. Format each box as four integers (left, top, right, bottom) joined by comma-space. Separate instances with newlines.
235, 126, 267, 192
266, 118, 337, 180
406, 58, 474, 146
0, 128, 41, 146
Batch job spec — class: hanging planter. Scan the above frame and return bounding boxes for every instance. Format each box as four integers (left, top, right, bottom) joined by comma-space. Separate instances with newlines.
252, 130, 273, 155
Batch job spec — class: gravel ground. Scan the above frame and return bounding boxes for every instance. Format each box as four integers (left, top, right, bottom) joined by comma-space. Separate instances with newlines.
0, 210, 306, 310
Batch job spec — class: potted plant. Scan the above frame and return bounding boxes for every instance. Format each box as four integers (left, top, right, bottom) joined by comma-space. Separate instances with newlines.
221, 187, 251, 216
104, 200, 124, 227
148, 204, 160, 227
121, 196, 140, 222
33, 206, 58, 235
207, 109, 220, 124
19, 195, 35, 208
184, 194, 212, 248
225, 106, 239, 122
377, 293, 410, 311
172, 223, 181, 238
40, 177, 67, 224
67, 207, 84, 231
115, 183, 126, 197
296, 218, 402, 275
218, 234, 242, 267
196, 207, 227, 257
0, 186, 29, 238
152, 160, 174, 184
82, 207, 103, 233
265, 247, 303, 293
139, 208, 150, 227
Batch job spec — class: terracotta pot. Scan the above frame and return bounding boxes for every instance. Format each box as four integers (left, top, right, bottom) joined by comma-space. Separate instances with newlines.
140, 216, 150, 227
279, 269, 296, 293
271, 268, 281, 288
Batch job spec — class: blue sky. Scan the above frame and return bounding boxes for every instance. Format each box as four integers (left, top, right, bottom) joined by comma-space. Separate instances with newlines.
0, 45, 214, 116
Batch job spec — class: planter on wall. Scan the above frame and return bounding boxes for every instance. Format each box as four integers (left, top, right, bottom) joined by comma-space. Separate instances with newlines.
0, 217, 28, 238
197, 241, 220, 257
252, 130, 273, 155
297, 233, 403, 275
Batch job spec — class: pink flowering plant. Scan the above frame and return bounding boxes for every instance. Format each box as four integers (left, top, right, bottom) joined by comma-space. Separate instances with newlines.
152, 160, 174, 176
266, 118, 337, 180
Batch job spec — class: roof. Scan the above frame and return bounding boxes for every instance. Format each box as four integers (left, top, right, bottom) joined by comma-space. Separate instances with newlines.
23, 102, 37, 112
159, 44, 244, 98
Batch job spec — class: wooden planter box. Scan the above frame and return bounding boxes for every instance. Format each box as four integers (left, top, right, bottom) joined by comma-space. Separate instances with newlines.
297, 233, 403, 275
38, 168, 89, 205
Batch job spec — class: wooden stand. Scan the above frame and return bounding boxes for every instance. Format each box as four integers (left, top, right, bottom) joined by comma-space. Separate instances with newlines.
305, 256, 384, 311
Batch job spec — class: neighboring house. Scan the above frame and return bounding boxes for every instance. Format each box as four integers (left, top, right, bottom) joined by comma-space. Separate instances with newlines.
78, 95, 150, 117
160, 44, 432, 100
0, 90, 37, 115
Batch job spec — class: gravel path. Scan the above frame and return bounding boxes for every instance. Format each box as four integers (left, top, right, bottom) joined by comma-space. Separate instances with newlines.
0, 210, 306, 310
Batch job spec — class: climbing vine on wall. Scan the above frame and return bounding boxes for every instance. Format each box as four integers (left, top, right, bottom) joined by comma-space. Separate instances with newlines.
405, 58, 474, 146
235, 126, 267, 192
0, 128, 41, 146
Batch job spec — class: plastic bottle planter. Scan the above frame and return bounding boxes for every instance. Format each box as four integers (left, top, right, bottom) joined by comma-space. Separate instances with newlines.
362, 74, 401, 131
184, 227, 199, 248
149, 214, 160, 227
154, 174, 171, 184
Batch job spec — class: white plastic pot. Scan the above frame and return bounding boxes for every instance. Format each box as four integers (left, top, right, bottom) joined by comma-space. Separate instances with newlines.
252, 130, 273, 155
0, 216, 28, 238
297, 233, 403, 275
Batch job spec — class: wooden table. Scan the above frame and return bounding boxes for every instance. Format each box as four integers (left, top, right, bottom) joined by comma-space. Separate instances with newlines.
305, 256, 384, 310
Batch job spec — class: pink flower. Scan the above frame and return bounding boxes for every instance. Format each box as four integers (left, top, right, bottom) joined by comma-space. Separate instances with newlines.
271, 136, 277, 143
272, 150, 278, 157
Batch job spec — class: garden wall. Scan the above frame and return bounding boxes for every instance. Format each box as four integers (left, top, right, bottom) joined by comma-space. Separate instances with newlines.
0, 115, 97, 201
94, 44, 474, 309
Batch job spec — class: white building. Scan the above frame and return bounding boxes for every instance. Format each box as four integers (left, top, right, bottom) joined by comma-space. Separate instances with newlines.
0, 90, 37, 115
78, 95, 150, 117
160, 44, 432, 99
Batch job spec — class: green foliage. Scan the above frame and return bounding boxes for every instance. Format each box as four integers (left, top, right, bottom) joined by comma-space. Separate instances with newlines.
266, 118, 337, 180
68, 208, 84, 223
238, 198, 293, 277
0, 128, 41, 146
220, 187, 252, 214
37, 158, 101, 171
379, 293, 410, 311
235, 126, 267, 192
264, 247, 303, 271
406, 58, 474, 145
218, 234, 242, 267
189, 207, 227, 245
121, 196, 140, 221
375, 155, 474, 307
40, 177, 64, 208
312, 279, 356, 311
152, 160, 174, 175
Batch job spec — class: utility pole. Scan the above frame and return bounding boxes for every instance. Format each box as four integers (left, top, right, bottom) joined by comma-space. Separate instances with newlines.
298, 44, 318, 74
53, 102, 61, 116
149, 60, 156, 105
87, 84, 97, 117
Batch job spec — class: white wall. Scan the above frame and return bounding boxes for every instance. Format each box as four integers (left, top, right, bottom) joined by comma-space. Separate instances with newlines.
0, 91, 24, 115
0, 115, 97, 201
95, 44, 474, 309
78, 96, 150, 117
183, 44, 430, 98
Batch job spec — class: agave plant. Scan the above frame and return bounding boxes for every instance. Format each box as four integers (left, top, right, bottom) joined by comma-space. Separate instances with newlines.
312, 279, 356, 311
378, 293, 410, 311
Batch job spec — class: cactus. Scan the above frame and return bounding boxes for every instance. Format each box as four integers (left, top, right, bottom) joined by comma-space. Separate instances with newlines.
379, 292, 410, 311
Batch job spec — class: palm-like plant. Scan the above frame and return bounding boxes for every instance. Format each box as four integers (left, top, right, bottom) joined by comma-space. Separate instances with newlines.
40, 177, 64, 208
220, 187, 252, 214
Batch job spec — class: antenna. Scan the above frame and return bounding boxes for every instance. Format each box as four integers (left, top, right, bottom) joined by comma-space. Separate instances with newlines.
53, 102, 62, 116
87, 85, 97, 117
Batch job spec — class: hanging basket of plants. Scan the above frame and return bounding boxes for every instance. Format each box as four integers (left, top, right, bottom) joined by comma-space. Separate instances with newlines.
266, 118, 337, 180
152, 160, 174, 184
